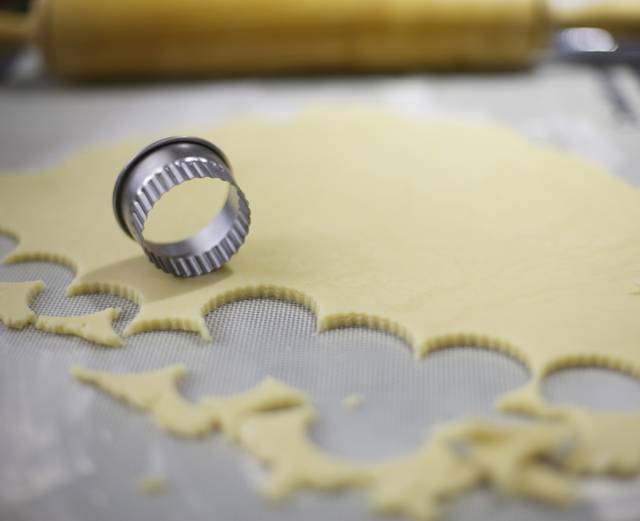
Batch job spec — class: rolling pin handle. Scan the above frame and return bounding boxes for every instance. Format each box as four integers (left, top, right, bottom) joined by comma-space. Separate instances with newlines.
554, 0, 640, 38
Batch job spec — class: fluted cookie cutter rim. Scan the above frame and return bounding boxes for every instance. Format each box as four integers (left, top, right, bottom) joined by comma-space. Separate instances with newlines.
113, 136, 251, 277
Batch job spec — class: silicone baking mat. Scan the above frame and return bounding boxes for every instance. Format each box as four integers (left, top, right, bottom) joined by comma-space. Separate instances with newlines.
1, 56, 640, 521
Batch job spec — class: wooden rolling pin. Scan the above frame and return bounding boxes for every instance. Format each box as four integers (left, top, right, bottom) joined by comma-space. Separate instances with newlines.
0, 0, 639, 80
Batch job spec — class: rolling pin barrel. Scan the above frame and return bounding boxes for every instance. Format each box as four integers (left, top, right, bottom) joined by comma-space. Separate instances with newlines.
33, 0, 549, 79
2, 0, 639, 80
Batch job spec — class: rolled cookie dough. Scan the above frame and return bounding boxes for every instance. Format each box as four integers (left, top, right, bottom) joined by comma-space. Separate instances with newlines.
0, 107, 638, 410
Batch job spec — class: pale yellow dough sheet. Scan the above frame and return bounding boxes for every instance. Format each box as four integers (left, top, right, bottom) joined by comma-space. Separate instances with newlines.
0, 280, 45, 329
0, 107, 639, 411
74, 365, 640, 520
35, 307, 122, 347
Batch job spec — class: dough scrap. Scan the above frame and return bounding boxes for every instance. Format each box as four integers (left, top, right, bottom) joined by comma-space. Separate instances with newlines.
71, 365, 307, 438
137, 476, 168, 495
0, 280, 45, 329
35, 308, 122, 347
367, 431, 479, 520
445, 421, 574, 504
72, 364, 217, 437
74, 365, 636, 520
343, 394, 363, 409
1, 107, 639, 402
551, 407, 640, 475
201, 378, 310, 439
239, 406, 369, 500
239, 412, 575, 515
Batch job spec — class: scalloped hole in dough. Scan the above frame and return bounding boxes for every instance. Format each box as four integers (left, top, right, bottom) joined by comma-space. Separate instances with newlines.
542, 367, 640, 412
143, 177, 229, 244
0, 233, 17, 261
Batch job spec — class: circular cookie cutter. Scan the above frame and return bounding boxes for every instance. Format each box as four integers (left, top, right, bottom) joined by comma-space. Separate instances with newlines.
113, 137, 251, 277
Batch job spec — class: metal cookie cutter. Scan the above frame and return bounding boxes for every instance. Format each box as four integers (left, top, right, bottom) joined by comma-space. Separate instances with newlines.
113, 137, 251, 277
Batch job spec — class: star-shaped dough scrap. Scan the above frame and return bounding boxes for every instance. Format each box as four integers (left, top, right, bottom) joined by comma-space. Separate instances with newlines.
35, 307, 122, 347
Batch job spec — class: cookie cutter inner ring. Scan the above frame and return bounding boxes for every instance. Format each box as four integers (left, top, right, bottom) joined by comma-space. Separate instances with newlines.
113, 137, 251, 277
